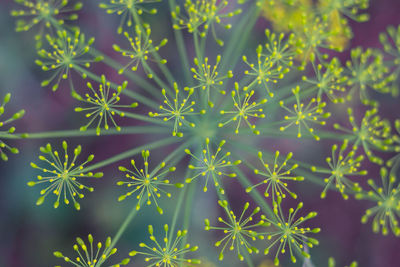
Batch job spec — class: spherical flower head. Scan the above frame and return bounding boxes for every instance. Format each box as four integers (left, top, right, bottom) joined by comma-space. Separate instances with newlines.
127, 224, 201, 266
36, 30, 102, 91
219, 82, 267, 135
116, 150, 180, 214
279, 86, 331, 141
184, 138, 241, 193
246, 150, 304, 201
113, 24, 168, 75
28, 141, 103, 210
171, 0, 242, 46
356, 167, 400, 236
311, 139, 367, 199
261, 200, 320, 265
0, 93, 26, 161
53, 234, 126, 267
11, 0, 83, 48
99, 0, 160, 34
204, 200, 265, 261
149, 83, 205, 137
72, 75, 138, 136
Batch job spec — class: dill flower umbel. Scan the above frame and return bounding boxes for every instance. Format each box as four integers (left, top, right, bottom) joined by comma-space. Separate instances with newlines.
261, 201, 320, 265
246, 151, 304, 201
204, 200, 265, 261
72, 75, 138, 135
149, 83, 205, 137
127, 224, 200, 266
113, 24, 168, 75
356, 167, 400, 236
0, 93, 25, 161
28, 141, 103, 210
311, 139, 367, 199
116, 150, 178, 214
185, 138, 241, 193
53, 234, 125, 267
11, 0, 83, 48
279, 86, 331, 140
219, 82, 267, 135
36, 30, 102, 91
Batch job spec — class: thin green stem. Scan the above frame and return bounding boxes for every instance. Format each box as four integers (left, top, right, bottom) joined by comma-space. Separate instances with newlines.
89, 48, 160, 98
131, 8, 176, 87
193, 33, 203, 64
169, 187, 187, 241
233, 165, 274, 218
85, 137, 179, 172
99, 200, 142, 266
220, 3, 261, 74
142, 60, 173, 96
73, 65, 158, 108
168, 0, 192, 86
122, 111, 167, 126
2, 126, 169, 140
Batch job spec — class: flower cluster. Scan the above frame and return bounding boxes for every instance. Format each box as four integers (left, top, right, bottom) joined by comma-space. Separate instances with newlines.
246, 150, 304, 201
171, 0, 242, 45
204, 200, 264, 261
72, 75, 138, 135
356, 167, 400, 236
36, 30, 102, 91
185, 138, 241, 193
127, 224, 200, 266
116, 150, 178, 214
279, 86, 331, 140
311, 139, 367, 199
28, 141, 103, 210
53, 234, 124, 267
0, 93, 25, 161
11, 0, 83, 47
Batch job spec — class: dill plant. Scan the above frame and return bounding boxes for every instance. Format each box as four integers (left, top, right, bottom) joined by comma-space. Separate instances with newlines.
3, 0, 400, 266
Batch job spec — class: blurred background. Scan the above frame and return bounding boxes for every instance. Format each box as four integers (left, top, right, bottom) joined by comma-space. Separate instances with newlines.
1, 0, 400, 266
